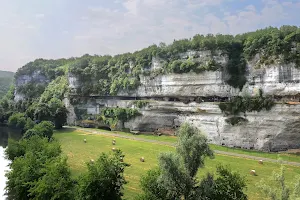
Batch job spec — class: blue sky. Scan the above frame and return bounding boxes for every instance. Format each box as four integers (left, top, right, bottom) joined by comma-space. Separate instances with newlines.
0, 0, 300, 72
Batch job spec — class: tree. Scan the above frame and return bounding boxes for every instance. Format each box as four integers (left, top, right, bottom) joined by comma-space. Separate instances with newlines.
139, 123, 248, 200
5, 136, 63, 200
139, 123, 214, 200
8, 112, 27, 130
138, 168, 171, 200
31, 121, 55, 139
23, 129, 41, 139
77, 150, 129, 200
34, 103, 52, 121
24, 118, 35, 132
211, 165, 247, 200
5, 135, 61, 162
257, 165, 300, 200
28, 157, 75, 200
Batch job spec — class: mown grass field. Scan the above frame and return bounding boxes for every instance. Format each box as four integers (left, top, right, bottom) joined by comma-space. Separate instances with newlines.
55, 128, 300, 200
86, 127, 300, 163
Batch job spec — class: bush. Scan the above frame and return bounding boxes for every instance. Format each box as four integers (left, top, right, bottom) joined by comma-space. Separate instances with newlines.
30, 121, 55, 139
133, 100, 149, 109
77, 150, 129, 200
138, 168, 170, 200
8, 113, 27, 130
5, 138, 26, 161
24, 118, 35, 132
23, 129, 41, 139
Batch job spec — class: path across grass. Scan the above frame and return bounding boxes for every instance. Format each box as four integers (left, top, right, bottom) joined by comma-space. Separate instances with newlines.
72, 127, 300, 166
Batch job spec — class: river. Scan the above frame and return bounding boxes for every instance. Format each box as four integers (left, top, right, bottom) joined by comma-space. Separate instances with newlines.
0, 127, 22, 199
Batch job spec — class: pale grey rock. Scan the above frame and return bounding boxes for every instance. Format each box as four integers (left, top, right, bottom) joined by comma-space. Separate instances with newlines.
14, 71, 48, 101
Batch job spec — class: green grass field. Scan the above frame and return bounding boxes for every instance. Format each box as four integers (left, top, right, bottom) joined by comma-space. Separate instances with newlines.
83, 127, 300, 163
55, 128, 300, 200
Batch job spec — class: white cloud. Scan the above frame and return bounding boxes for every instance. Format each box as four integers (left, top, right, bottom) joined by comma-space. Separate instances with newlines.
35, 13, 45, 19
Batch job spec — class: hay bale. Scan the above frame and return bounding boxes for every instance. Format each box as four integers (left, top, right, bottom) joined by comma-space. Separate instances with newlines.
84, 139, 87, 143
250, 170, 256, 176
140, 157, 145, 162
258, 160, 263, 164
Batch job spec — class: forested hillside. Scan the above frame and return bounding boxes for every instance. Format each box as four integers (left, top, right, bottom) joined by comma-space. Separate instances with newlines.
0, 70, 14, 98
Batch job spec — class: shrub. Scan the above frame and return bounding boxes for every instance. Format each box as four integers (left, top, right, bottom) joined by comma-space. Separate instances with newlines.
23, 129, 41, 139
8, 113, 27, 130
77, 150, 129, 200
133, 100, 149, 109
31, 121, 55, 139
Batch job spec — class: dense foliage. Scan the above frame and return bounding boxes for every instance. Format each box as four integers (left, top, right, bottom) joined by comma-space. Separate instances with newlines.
219, 89, 274, 125
133, 100, 150, 108
23, 121, 55, 139
8, 112, 34, 132
96, 107, 140, 129
0, 70, 14, 99
138, 123, 247, 200
77, 150, 129, 200
242, 26, 300, 67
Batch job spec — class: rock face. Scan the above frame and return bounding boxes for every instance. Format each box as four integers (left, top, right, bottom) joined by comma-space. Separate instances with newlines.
62, 51, 300, 151
14, 71, 48, 101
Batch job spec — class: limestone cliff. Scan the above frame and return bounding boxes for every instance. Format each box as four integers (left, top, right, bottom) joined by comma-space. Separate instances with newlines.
66, 50, 300, 152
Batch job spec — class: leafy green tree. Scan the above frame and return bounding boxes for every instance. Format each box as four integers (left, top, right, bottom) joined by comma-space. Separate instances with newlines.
137, 168, 171, 200
257, 165, 300, 200
5, 135, 61, 161
24, 117, 35, 132
8, 113, 27, 130
23, 129, 40, 139
5, 138, 26, 161
140, 123, 214, 200
31, 121, 55, 139
34, 103, 52, 121
28, 157, 75, 200
5, 136, 64, 200
77, 150, 129, 200
211, 165, 247, 200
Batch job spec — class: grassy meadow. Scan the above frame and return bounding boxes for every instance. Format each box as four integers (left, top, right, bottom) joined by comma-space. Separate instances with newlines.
54, 128, 300, 200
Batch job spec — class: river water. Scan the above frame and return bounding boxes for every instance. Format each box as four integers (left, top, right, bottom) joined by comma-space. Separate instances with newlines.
0, 127, 21, 199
